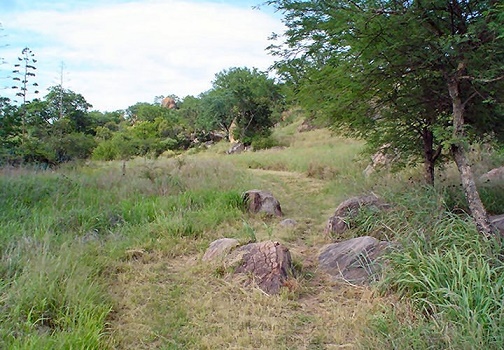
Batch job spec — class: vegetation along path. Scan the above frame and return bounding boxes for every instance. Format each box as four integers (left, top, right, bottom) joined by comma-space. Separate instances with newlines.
107, 153, 386, 349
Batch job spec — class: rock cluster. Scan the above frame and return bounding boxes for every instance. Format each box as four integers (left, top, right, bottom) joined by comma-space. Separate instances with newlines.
201, 190, 394, 295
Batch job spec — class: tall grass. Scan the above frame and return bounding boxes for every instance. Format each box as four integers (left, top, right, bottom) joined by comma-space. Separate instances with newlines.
0, 158, 249, 348
1, 244, 111, 350
3, 122, 504, 349
359, 184, 504, 349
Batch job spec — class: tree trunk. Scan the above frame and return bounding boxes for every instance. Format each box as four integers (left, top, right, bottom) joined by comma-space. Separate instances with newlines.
422, 128, 435, 185
448, 78, 495, 237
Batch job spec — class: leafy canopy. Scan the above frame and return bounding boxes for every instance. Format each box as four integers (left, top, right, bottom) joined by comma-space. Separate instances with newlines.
266, 0, 504, 179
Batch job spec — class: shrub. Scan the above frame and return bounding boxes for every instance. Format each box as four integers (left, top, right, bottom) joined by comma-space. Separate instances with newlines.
251, 134, 280, 151
91, 140, 118, 161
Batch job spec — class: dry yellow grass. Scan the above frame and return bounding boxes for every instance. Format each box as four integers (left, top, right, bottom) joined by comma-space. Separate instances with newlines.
105, 128, 389, 349
108, 247, 388, 349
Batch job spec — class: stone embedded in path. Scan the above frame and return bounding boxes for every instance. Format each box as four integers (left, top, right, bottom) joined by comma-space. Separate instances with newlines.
318, 236, 390, 285
203, 239, 294, 294
324, 194, 388, 236
279, 218, 297, 227
243, 190, 283, 217
202, 238, 240, 262
228, 240, 293, 294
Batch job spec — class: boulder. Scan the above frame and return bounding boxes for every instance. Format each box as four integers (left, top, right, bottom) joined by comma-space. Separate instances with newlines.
297, 118, 315, 133
227, 142, 245, 154
479, 166, 504, 184
490, 214, 504, 234
318, 236, 390, 285
226, 240, 293, 294
325, 194, 387, 236
279, 218, 297, 228
363, 144, 395, 177
243, 190, 283, 217
202, 238, 240, 262
161, 96, 177, 109
209, 131, 225, 142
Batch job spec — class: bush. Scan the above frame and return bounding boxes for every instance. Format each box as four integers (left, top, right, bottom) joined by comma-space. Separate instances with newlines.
49, 133, 97, 162
250, 134, 280, 151
91, 140, 118, 161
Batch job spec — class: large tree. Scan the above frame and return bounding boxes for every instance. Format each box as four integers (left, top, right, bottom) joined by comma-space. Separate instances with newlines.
0, 97, 20, 161
266, 0, 504, 236
199, 67, 283, 143
44, 85, 93, 134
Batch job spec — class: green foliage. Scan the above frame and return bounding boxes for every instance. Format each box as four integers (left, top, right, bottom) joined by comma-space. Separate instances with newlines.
267, 0, 504, 183
199, 67, 283, 142
348, 182, 504, 349
50, 132, 97, 162
2, 60, 285, 165
250, 133, 280, 151
0, 98, 21, 163
0, 157, 249, 348
378, 216, 504, 348
443, 183, 504, 215
44, 85, 93, 133
1, 246, 111, 350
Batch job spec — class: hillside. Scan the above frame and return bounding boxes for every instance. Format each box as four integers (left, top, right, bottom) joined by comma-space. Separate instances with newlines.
1, 119, 504, 349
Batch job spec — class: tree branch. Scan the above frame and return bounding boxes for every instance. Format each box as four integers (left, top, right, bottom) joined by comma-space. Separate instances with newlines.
432, 145, 443, 162
459, 74, 504, 83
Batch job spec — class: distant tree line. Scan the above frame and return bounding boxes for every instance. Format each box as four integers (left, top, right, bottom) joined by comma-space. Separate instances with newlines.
0, 51, 285, 166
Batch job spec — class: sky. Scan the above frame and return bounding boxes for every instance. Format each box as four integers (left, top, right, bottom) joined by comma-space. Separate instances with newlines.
0, 0, 285, 112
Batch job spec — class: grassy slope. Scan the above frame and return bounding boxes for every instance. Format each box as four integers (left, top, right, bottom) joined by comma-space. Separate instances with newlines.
1, 118, 504, 349
107, 127, 383, 349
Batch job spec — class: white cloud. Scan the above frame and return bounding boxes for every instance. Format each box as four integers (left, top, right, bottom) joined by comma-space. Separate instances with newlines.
1, 0, 284, 111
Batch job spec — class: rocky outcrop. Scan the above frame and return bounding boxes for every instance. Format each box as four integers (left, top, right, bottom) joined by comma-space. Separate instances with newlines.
318, 236, 390, 285
243, 190, 283, 217
297, 119, 315, 133
363, 144, 395, 177
227, 142, 245, 154
325, 194, 388, 236
161, 96, 177, 109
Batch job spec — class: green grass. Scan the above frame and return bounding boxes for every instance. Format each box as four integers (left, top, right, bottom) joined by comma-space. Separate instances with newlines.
2, 120, 504, 349
358, 186, 504, 349
0, 158, 249, 349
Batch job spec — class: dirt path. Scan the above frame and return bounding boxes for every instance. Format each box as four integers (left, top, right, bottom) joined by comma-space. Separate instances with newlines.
107, 167, 383, 349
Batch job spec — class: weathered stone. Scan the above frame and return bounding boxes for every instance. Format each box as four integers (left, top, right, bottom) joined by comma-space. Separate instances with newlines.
243, 190, 283, 217
490, 214, 504, 234
226, 240, 293, 294
161, 96, 177, 109
297, 118, 315, 133
318, 236, 390, 285
279, 218, 297, 227
202, 238, 240, 262
227, 142, 245, 154
325, 194, 388, 236
363, 144, 395, 177
479, 166, 504, 184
